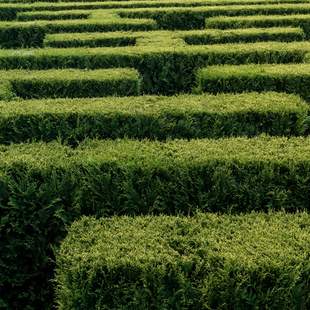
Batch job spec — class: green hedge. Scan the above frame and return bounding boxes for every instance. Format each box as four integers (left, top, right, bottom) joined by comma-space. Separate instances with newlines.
205, 14, 310, 38
0, 17, 157, 48
119, 3, 310, 29
0, 92, 306, 144
184, 27, 305, 44
0, 68, 140, 99
195, 63, 310, 101
56, 212, 310, 309
0, 23, 45, 48
2, 136, 310, 307
45, 31, 137, 48
16, 10, 92, 21
0, 42, 308, 95
44, 27, 305, 48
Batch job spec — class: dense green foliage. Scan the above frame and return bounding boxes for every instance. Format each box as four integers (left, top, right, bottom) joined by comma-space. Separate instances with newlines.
0, 0, 310, 308
0, 68, 140, 99
56, 212, 310, 309
0, 42, 308, 94
2, 136, 310, 307
196, 63, 310, 101
0, 92, 306, 143
205, 14, 310, 37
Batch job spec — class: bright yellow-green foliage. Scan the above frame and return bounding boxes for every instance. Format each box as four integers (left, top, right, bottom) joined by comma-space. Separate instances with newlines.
56, 212, 310, 309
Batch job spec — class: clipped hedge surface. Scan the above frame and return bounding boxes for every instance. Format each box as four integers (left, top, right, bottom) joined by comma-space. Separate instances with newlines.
56, 212, 310, 309
0, 41, 308, 94
118, 3, 310, 29
0, 92, 307, 143
0, 68, 140, 99
205, 14, 310, 37
196, 63, 310, 101
2, 136, 310, 307
184, 27, 305, 44
44, 27, 305, 48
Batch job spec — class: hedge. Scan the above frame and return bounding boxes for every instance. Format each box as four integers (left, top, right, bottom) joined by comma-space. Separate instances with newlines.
0, 0, 307, 17
0, 68, 140, 99
45, 31, 138, 48
205, 14, 310, 38
118, 3, 310, 29
16, 10, 92, 21
56, 212, 310, 309
44, 27, 305, 48
0, 14, 157, 47
0, 0, 308, 5
195, 63, 310, 101
184, 27, 305, 44
2, 136, 310, 307
0, 92, 306, 144
0, 41, 308, 94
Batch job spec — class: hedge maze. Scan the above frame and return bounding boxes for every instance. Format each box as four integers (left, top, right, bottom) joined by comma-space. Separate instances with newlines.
0, 0, 309, 309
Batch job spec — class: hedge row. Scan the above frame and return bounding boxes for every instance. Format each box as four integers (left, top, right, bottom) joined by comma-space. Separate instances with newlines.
16, 9, 92, 21
0, 0, 308, 5
205, 14, 310, 37
0, 0, 307, 19
2, 136, 310, 307
56, 212, 310, 309
44, 27, 305, 48
0, 68, 140, 99
0, 42, 308, 94
118, 3, 310, 29
45, 31, 138, 47
0, 14, 157, 48
196, 63, 310, 101
184, 27, 305, 44
0, 92, 306, 144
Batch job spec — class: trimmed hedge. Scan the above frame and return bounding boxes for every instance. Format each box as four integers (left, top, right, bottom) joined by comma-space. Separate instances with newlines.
0, 15, 157, 48
16, 10, 92, 21
44, 27, 305, 48
184, 27, 305, 44
2, 136, 310, 307
0, 92, 306, 144
0, 23, 45, 48
0, 42, 308, 94
56, 212, 310, 309
118, 3, 310, 29
0, 68, 140, 99
45, 31, 137, 48
205, 14, 310, 37
195, 63, 310, 101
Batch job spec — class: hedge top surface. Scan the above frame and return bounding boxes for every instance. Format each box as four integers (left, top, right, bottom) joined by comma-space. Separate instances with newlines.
58, 212, 310, 267
0, 68, 139, 80
198, 63, 310, 77
0, 92, 305, 116
3, 136, 310, 167
0, 40, 309, 57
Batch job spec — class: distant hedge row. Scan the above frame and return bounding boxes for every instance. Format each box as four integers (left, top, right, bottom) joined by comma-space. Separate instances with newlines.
44, 27, 305, 48
0, 92, 307, 144
196, 63, 310, 101
2, 136, 310, 307
0, 42, 308, 94
0, 68, 140, 99
119, 3, 310, 29
205, 14, 310, 38
56, 212, 310, 309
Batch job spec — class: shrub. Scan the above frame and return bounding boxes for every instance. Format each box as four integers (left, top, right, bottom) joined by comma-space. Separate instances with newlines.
195, 63, 310, 101
56, 212, 310, 309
